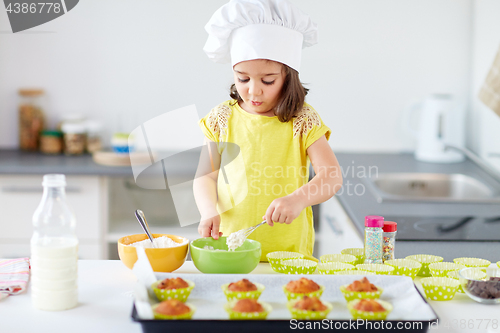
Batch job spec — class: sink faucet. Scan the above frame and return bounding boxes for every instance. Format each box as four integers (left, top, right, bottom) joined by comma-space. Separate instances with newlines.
444, 143, 500, 183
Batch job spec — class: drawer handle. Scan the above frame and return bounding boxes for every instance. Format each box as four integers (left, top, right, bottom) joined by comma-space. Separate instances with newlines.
1, 186, 81, 193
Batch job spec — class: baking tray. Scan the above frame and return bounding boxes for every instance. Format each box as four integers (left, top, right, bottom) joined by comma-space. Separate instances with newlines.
132, 273, 438, 333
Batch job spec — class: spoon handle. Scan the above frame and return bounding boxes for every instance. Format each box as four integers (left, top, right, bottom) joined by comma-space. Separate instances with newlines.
135, 209, 156, 248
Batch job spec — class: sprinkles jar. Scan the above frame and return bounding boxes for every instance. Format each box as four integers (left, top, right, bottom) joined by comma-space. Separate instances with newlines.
363, 215, 384, 264
382, 221, 397, 262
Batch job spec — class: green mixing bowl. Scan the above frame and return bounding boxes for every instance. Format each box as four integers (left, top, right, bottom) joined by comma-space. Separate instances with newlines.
190, 237, 261, 274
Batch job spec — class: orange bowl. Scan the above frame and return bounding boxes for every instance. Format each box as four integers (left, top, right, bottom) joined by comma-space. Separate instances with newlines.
117, 233, 189, 272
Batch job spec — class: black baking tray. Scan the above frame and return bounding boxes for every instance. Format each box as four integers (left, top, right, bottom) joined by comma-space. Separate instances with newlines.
131, 284, 438, 333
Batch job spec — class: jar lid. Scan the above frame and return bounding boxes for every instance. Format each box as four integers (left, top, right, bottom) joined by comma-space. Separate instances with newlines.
41, 130, 63, 137
42, 174, 66, 187
365, 215, 384, 228
383, 221, 397, 232
19, 89, 44, 96
61, 122, 86, 134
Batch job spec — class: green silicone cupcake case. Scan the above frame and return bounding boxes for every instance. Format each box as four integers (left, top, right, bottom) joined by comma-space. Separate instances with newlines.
152, 303, 196, 320
453, 257, 491, 268
339, 284, 383, 302
334, 270, 376, 275
283, 284, 325, 301
428, 262, 466, 277
347, 299, 393, 320
281, 259, 317, 274
221, 282, 265, 301
420, 277, 460, 301
341, 248, 365, 265
356, 264, 394, 275
224, 300, 272, 320
317, 262, 355, 274
287, 298, 333, 320
446, 271, 464, 293
266, 251, 304, 273
405, 254, 444, 277
152, 279, 195, 302
384, 259, 422, 279
320, 254, 358, 265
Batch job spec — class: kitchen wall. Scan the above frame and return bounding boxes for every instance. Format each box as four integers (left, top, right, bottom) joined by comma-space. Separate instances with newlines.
0, 0, 485, 154
471, 0, 500, 172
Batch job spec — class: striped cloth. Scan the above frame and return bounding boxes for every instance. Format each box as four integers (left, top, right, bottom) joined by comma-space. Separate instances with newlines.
479, 45, 500, 117
0, 258, 30, 297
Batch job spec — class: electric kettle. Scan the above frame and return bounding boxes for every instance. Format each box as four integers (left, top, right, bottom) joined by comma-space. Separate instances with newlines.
405, 94, 465, 163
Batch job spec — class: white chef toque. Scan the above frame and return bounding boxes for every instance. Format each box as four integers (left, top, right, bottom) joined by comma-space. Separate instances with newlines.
203, 0, 318, 73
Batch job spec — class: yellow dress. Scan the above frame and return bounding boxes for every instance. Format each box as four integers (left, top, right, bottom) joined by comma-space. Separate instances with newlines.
198, 100, 331, 261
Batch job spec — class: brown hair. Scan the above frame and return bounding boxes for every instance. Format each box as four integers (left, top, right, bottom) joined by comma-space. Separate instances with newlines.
229, 63, 309, 122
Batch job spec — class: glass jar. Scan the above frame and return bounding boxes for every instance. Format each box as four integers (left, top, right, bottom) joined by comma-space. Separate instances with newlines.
85, 121, 103, 153
18, 89, 45, 151
382, 221, 397, 262
40, 130, 63, 154
364, 215, 384, 264
61, 122, 86, 155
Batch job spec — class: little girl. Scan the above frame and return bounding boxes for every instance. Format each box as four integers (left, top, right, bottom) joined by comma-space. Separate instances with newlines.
194, 0, 342, 261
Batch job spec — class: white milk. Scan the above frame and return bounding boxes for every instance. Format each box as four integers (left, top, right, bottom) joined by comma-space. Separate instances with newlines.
31, 243, 78, 311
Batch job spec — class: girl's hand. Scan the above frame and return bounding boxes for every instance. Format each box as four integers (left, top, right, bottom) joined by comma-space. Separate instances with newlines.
263, 195, 305, 226
198, 214, 223, 240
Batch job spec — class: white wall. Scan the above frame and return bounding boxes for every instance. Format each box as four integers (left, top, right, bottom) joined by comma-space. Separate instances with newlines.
0, 0, 475, 153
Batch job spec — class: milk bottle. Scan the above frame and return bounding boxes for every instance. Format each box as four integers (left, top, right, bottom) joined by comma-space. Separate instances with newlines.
31, 174, 78, 311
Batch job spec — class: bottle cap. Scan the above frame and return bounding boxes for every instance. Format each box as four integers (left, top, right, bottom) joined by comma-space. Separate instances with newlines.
42, 174, 66, 187
365, 215, 384, 228
383, 221, 397, 232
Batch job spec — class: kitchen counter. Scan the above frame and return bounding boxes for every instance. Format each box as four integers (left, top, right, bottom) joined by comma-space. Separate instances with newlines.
2, 260, 499, 333
335, 152, 500, 262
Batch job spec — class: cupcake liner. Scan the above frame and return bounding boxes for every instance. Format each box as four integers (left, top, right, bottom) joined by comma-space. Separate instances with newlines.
355, 264, 394, 275
420, 277, 460, 301
334, 270, 376, 276
339, 284, 383, 302
497, 261, 500, 269
446, 271, 464, 293
453, 257, 491, 268
152, 302, 196, 320
281, 259, 317, 274
347, 299, 393, 320
428, 262, 466, 277
405, 255, 444, 277
221, 282, 265, 301
266, 251, 305, 273
224, 300, 272, 320
283, 284, 325, 301
317, 262, 355, 275
287, 298, 333, 320
384, 259, 422, 279
320, 254, 357, 265
341, 248, 365, 265
151, 279, 195, 302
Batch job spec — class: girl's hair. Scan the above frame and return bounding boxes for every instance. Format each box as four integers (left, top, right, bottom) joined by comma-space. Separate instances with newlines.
229, 63, 309, 122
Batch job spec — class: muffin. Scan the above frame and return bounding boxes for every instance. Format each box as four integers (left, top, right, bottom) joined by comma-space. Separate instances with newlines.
152, 299, 196, 320
345, 277, 378, 292
157, 277, 189, 290
224, 299, 272, 320
283, 278, 324, 300
228, 279, 258, 292
347, 299, 393, 320
221, 279, 265, 301
287, 296, 333, 320
340, 277, 383, 302
233, 298, 264, 313
152, 278, 195, 302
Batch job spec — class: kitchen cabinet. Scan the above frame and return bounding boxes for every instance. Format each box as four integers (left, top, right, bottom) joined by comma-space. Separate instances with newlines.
0, 175, 106, 259
315, 196, 363, 257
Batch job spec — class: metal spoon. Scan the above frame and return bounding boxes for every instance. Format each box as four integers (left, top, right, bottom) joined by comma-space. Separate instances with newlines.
134, 209, 156, 248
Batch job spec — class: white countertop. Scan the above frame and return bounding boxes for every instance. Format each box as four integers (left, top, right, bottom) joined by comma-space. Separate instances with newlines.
1, 260, 499, 333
